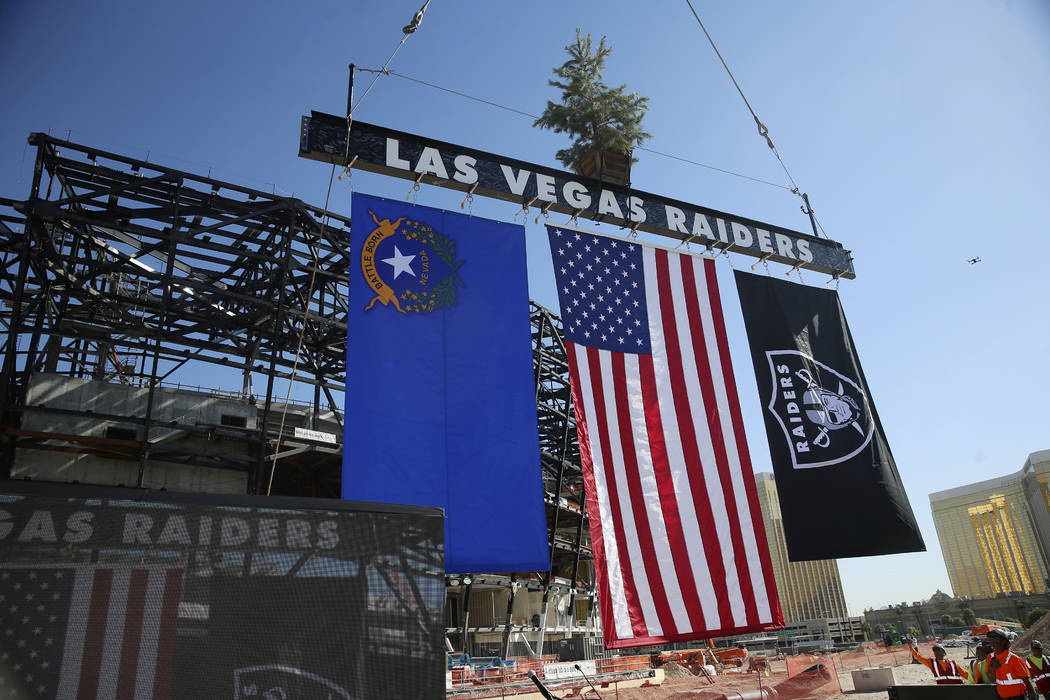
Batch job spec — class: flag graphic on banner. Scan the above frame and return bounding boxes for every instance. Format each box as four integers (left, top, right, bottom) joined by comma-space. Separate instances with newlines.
734, 270, 925, 560
346, 193, 548, 574
0, 568, 181, 699
547, 225, 783, 648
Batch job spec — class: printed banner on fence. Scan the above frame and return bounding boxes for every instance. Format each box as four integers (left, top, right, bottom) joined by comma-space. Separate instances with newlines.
548, 225, 783, 649
345, 192, 548, 574
734, 270, 925, 560
0, 481, 446, 700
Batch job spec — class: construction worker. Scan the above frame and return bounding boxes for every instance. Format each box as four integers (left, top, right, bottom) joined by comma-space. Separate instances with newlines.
1028, 641, 1050, 700
907, 637, 968, 684
972, 642, 996, 684
986, 628, 1036, 699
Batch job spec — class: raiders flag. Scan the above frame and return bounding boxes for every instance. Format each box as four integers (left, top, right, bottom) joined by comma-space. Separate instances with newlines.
734, 271, 924, 560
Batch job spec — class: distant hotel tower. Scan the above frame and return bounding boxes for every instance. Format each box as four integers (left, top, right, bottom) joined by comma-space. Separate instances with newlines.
930, 450, 1050, 598
754, 472, 849, 621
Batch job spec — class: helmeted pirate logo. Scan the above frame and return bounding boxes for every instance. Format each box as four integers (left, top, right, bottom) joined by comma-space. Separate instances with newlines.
765, 350, 874, 469
359, 210, 464, 314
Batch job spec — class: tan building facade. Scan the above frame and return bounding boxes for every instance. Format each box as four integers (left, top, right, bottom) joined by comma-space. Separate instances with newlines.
930, 450, 1050, 598
754, 472, 850, 622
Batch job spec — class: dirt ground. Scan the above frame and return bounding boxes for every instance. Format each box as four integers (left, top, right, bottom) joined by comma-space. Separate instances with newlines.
599, 645, 975, 700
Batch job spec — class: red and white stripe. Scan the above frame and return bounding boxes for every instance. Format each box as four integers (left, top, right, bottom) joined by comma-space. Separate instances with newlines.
566, 246, 783, 648
57, 568, 182, 699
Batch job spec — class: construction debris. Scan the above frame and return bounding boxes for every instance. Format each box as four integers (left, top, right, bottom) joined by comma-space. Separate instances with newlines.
663, 662, 697, 680
1013, 611, 1050, 650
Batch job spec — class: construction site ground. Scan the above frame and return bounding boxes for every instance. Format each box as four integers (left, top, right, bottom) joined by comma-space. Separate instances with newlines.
574, 644, 972, 700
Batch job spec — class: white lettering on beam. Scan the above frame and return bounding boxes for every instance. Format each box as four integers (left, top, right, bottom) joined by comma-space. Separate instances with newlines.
774, 232, 796, 259
757, 229, 774, 254
385, 138, 410, 170
598, 190, 623, 218
716, 218, 730, 243
732, 223, 754, 247
628, 196, 646, 223
500, 165, 531, 195
415, 147, 448, 179
536, 173, 557, 202
664, 205, 688, 233
563, 181, 591, 209
453, 155, 477, 184
691, 213, 717, 241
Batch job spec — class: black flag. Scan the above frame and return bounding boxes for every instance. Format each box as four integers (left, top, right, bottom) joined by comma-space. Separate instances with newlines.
734, 271, 924, 560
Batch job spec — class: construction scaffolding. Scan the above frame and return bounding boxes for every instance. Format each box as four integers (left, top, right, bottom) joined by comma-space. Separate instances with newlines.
0, 134, 598, 659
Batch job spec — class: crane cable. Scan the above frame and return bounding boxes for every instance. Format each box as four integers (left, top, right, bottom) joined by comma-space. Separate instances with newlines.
266, 0, 433, 495
683, 0, 826, 237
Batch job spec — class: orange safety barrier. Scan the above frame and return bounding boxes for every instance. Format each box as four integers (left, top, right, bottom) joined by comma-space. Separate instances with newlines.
715, 647, 750, 667
595, 655, 651, 673
782, 653, 842, 697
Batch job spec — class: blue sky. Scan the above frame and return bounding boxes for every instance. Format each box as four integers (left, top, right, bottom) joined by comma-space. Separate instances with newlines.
3, 1, 1049, 615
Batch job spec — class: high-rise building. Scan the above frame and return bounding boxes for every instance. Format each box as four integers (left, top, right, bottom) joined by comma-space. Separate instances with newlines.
930, 450, 1050, 598
753, 472, 850, 622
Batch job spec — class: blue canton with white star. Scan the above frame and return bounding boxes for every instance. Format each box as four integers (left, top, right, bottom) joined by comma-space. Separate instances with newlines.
547, 226, 650, 354
0, 568, 73, 698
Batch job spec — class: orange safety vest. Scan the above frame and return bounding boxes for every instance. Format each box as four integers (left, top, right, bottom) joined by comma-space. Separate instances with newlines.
1029, 655, 1050, 693
932, 659, 966, 685
992, 651, 1030, 698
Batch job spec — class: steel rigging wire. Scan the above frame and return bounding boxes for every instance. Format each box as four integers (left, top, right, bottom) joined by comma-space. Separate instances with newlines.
683, 0, 828, 238
267, 0, 434, 494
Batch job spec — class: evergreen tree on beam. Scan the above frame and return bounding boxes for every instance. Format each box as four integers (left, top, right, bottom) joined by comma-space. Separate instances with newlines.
535, 29, 650, 172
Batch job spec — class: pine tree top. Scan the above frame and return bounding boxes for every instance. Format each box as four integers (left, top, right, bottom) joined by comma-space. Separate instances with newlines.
534, 29, 651, 172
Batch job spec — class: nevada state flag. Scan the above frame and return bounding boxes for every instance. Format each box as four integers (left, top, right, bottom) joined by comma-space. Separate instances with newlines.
344, 193, 549, 574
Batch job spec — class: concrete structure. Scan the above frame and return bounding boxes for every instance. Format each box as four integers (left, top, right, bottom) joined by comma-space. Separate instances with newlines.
772, 616, 864, 646
864, 589, 1050, 637
446, 582, 602, 658
930, 450, 1050, 598
754, 472, 850, 622
719, 615, 865, 652
12, 373, 342, 495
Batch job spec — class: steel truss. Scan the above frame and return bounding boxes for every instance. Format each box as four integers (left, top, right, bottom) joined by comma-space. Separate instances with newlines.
0, 134, 351, 492
0, 134, 596, 656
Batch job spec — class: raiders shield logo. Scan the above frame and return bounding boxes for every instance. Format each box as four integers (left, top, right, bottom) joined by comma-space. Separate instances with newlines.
765, 350, 874, 469
233, 664, 352, 699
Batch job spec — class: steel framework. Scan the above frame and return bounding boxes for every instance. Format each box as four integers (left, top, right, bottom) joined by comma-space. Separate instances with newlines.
0, 134, 596, 656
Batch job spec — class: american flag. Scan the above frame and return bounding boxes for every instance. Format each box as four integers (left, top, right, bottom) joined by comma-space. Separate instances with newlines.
547, 225, 783, 648
0, 567, 182, 699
